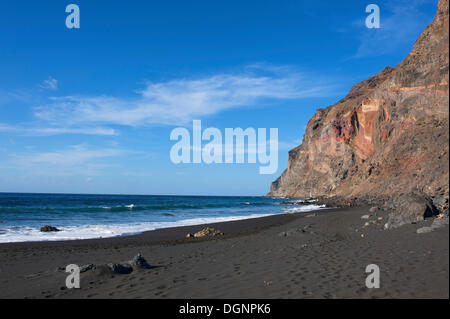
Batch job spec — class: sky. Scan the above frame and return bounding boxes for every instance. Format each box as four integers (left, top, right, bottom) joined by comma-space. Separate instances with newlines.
0, 0, 438, 196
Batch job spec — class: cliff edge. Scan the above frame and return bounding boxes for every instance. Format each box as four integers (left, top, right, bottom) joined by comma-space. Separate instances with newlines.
269, 0, 449, 217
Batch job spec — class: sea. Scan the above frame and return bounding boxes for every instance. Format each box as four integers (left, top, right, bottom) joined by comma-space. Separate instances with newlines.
0, 193, 325, 243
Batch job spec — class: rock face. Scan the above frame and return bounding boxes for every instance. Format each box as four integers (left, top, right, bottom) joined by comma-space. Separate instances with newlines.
269, 0, 449, 215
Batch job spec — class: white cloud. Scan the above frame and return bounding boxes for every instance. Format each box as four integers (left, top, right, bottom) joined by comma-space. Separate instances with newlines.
0, 124, 117, 136
30, 127, 117, 136
34, 66, 336, 127
13, 144, 125, 168
0, 123, 16, 132
39, 77, 58, 90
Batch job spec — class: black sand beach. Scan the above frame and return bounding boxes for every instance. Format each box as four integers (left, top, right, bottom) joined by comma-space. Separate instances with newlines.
0, 207, 448, 299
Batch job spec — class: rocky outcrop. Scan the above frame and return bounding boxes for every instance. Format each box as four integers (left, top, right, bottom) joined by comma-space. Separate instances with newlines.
417, 215, 449, 234
269, 0, 449, 218
186, 227, 224, 238
78, 253, 152, 277
385, 193, 438, 229
40, 225, 60, 232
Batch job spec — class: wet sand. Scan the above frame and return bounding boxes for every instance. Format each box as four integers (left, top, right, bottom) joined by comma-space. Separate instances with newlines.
0, 207, 448, 299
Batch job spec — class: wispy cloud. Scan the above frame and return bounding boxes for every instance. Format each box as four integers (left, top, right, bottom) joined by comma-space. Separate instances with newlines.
34, 66, 336, 127
0, 123, 117, 136
9, 145, 126, 176
353, 0, 436, 58
39, 77, 58, 90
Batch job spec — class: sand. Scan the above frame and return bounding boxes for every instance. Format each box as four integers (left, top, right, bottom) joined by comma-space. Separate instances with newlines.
0, 207, 448, 299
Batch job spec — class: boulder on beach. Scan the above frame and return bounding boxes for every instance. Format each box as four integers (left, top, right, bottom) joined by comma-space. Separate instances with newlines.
79, 253, 152, 278
40, 225, 60, 232
385, 193, 438, 229
193, 227, 224, 238
80, 264, 96, 273
107, 263, 133, 274
128, 253, 152, 269
417, 216, 449, 234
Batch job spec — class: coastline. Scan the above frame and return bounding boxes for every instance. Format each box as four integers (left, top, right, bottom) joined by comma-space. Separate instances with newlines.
0, 207, 327, 248
0, 206, 448, 299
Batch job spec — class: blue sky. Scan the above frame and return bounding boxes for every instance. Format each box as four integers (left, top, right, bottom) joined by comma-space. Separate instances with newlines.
0, 0, 438, 195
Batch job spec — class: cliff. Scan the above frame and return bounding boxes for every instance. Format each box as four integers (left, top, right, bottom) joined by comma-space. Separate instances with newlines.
269, 0, 449, 215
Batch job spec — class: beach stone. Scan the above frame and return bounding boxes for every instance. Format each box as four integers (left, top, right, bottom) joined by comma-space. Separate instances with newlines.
186, 233, 194, 238
431, 216, 449, 230
107, 263, 133, 274
40, 225, 60, 232
80, 264, 96, 273
193, 227, 224, 238
278, 228, 307, 237
369, 207, 378, 213
361, 215, 370, 219
128, 253, 151, 269
416, 216, 448, 234
417, 227, 434, 234
386, 193, 438, 229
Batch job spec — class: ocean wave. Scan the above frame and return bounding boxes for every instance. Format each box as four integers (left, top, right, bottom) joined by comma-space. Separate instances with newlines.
0, 201, 276, 215
0, 213, 279, 243
282, 204, 325, 214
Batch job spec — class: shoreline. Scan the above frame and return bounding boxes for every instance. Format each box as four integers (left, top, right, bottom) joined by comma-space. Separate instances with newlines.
0, 207, 334, 249
0, 206, 448, 299
0, 193, 325, 245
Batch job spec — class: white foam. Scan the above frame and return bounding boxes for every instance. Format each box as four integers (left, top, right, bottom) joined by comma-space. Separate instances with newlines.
0, 213, 274, 243
283, 204, 325, 214
0, 204, 326, 243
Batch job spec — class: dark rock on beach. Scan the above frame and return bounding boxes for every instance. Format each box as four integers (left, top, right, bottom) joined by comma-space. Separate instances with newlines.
107, 263, 133, 275
385, 193, 438, 229
79, 254, 151, 277
417, 215, 449, 234
40, 226, 60, 232
128, 253, 151, 269
80, 264, 96, 273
